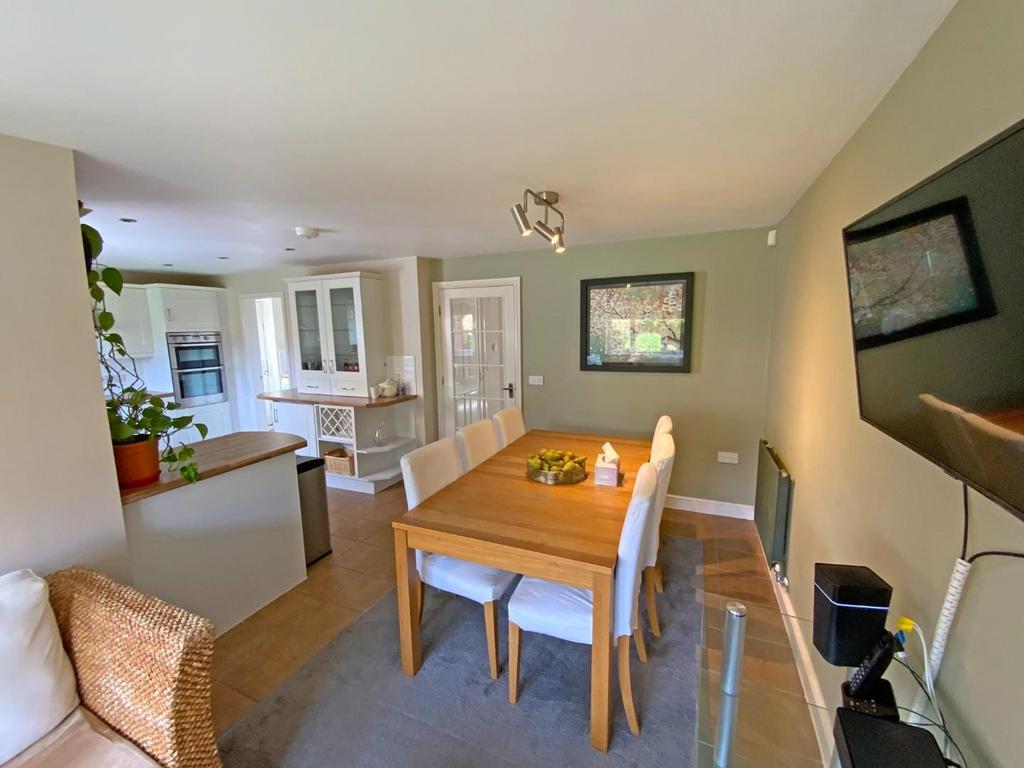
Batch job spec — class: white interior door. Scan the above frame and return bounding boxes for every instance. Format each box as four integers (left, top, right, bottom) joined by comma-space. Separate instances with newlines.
239, 294, 290, 431
435, 279, 521, 438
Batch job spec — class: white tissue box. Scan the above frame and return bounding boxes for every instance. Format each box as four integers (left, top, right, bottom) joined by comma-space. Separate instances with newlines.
594, 453, 620, 487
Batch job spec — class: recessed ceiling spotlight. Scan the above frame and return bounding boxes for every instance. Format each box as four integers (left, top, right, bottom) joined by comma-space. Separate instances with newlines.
285, 247, 296, 252
295, 226, 320, 239
162, 263, 174, 267
217, 256, 230, 260
119, 217, 138, 223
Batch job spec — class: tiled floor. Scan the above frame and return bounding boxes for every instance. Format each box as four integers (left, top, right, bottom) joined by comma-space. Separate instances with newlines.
212, 487, 824, 766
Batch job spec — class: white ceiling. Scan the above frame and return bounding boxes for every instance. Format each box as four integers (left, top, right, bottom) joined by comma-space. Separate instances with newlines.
1, 1, 956, 274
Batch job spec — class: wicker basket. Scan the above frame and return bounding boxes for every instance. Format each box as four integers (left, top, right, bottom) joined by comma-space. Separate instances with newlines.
323, 446, 355, 475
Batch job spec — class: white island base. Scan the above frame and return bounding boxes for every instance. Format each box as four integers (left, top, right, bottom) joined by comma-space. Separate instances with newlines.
121, 432, 308, 636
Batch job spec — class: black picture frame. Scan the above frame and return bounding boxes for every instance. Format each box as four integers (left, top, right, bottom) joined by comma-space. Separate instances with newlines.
579, 272, 695, 373
843, 196, 996, 351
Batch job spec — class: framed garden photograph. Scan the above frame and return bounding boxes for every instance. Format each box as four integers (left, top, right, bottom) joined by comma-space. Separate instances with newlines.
580, 272, 695, 373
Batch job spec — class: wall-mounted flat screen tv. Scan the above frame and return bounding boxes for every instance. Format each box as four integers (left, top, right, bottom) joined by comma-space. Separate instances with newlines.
842, 119, 1024, 521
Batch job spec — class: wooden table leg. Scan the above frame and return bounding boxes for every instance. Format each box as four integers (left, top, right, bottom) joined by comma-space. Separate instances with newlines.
393, 528, 422, 675
590, 570, 613, 751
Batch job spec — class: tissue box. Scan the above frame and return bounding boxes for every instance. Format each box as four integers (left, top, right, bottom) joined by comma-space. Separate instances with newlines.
594, 453, 620, 487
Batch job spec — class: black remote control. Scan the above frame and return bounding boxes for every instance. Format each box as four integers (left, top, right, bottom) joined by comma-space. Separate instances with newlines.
848, 631, 894, 697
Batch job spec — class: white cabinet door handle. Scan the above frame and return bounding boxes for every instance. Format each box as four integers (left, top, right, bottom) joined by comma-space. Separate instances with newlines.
165, 307, 172, 321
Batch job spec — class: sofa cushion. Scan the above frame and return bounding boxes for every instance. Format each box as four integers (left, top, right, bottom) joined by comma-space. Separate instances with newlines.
0, 570, 79, 764
2, 707, 159, 768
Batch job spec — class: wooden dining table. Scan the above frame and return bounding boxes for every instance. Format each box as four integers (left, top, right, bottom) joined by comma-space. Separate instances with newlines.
391, 429, 653, 751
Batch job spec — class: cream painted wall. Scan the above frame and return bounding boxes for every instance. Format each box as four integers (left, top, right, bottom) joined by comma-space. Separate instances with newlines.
437, 228, 775, 505
0, 134, 127, 578
764, 0, 1024, 764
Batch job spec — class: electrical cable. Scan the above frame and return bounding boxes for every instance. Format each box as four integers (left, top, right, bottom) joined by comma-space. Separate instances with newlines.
967, 550, 1024, 564
960, 482, 969, 560
894, 657, 956, 759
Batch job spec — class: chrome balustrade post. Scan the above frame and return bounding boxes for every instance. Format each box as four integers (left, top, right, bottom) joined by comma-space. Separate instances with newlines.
714, 601, 747, 767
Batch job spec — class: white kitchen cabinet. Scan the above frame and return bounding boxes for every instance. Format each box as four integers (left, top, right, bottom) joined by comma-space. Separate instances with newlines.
285, 273, 386, 398
171, 401, 232, 444
154, 287, 221, 332
271, 401, 317, 456
104, 285, 154, 357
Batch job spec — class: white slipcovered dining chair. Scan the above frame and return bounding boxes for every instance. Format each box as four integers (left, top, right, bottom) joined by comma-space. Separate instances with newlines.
642, 433, 675, 638
654, 414, 673, 435
506, 462, 658, 736
455, 418, 501, 472
492, 406, 526, 448
400, 438, 518, 678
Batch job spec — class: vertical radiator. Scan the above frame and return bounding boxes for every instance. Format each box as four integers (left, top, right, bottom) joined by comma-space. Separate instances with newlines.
754, 439, 793, 585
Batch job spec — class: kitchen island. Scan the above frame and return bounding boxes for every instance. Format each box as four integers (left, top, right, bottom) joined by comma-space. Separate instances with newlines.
258, 389, 419, 494
121, 431, 308, 635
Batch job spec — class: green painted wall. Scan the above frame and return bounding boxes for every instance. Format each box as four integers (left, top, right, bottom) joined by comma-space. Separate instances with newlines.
764, 0, 1024, 763
437, 227, 775, 505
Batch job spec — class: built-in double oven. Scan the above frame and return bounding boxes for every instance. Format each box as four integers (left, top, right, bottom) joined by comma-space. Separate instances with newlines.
167, 332, 228, 406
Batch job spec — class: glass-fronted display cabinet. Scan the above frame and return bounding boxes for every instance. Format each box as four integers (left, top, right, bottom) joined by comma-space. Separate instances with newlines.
285, 273, 385, 398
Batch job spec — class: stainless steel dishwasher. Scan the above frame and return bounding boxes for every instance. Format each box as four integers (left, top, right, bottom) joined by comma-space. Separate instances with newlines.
295, 456, 331, 565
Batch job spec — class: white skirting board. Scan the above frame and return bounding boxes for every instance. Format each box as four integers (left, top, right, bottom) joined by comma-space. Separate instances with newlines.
772, 578, 835, 767
664, 493, 754, 520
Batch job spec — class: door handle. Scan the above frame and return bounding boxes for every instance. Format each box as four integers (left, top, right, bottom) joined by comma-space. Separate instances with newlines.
503, 382, 514, 398
273, 406, 279, 424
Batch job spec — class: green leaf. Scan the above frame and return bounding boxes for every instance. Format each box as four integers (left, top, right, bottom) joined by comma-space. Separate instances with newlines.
97, 311, 115, 331
87, 269, 100, 287
170, 416, 193, 429
81, 224, 103, 261
109, 422, 135, 442
148, 396, 165, 408
177, 445, 195, 462
195, 423, 209, 440
180, 463, 200, 483
90, 285, 104, 303
101, 267, 123, 295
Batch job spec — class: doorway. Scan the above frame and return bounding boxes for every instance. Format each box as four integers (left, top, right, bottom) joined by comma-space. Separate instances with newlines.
433, 278, 521, 438
239, 293, 291, 430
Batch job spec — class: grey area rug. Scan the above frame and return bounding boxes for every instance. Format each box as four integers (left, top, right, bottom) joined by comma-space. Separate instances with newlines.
220, 537, 703, 768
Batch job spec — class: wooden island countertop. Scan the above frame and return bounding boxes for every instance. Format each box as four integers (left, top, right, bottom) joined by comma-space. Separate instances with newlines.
257, 388, 418, 408
120, 431, 307, 505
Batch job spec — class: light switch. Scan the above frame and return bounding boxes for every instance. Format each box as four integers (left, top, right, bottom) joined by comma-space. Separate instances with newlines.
528, 375, 544, 385
717, 451, 739, 465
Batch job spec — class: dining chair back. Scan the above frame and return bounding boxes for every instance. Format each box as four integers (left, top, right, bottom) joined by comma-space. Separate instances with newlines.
455, 419, 500, 472
492, 407, 526, 448
654, 415, 673, 435
400, 437, 463, 508
613, 462, 659, 639
645, 433, 675, 570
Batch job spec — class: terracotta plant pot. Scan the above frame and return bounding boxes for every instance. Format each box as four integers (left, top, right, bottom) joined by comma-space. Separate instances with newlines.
112, 437, 161, 489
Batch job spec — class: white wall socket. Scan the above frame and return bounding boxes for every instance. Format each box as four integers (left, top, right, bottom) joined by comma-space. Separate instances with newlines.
717, 451, 740, 465
528, 375, 544, 385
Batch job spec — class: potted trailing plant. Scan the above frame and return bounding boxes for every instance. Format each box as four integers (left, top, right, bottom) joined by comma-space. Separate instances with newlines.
84, 223, 207, 487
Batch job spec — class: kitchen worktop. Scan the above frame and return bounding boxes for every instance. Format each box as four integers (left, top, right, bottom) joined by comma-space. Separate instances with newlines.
257, 389, 419, 408
119, 430, 307, 504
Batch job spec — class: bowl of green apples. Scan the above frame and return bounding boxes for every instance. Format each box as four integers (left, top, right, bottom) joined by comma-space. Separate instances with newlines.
526, 448, 588, 485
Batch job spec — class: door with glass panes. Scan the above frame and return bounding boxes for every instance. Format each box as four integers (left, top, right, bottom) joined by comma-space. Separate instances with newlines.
436, 281, 520, 438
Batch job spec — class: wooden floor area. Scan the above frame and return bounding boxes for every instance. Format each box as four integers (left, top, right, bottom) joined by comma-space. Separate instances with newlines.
212, 486, 823, 766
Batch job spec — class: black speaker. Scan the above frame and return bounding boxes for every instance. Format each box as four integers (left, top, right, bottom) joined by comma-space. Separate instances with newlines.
813, 563, 892, 666
834, 708, 946, 767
